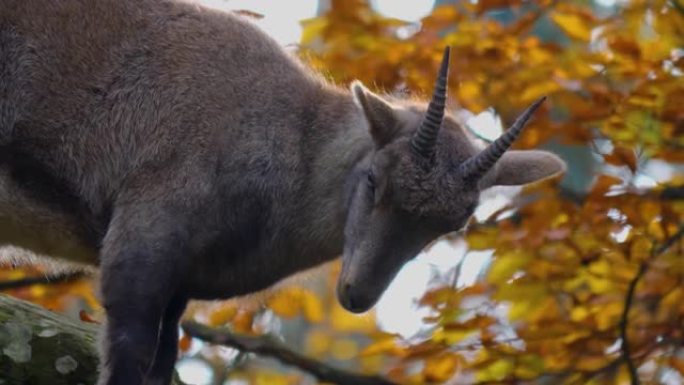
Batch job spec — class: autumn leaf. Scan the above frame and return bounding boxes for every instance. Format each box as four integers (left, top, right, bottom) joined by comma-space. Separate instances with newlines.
423, 353, 461, 382
604, 146, 638, 173
550, 6, 596, 42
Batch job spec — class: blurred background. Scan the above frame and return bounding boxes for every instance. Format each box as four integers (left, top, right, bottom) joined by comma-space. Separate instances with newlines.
1, 0, 683, 384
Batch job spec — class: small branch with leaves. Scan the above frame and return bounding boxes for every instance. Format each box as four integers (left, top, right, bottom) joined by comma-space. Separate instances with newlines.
181, 321, 399, 385
620, 224, 684, 385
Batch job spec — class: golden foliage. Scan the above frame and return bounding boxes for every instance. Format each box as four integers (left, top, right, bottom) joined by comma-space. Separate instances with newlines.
295, 0, 684, 384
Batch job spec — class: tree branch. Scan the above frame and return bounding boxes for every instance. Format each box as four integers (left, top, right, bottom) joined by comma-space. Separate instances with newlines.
619, 224, 684, 385
0, 271, 85, 291
0, 293, 100, 384
559, 185, 684, 205
0, 294, 186, 385
620, 263, 646, 385
181, 321, 399, 385
670, 0, 684, 15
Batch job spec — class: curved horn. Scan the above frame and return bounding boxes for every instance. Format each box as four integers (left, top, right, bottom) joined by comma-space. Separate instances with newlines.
411, 47, 451, 160
460, 96, 546, 180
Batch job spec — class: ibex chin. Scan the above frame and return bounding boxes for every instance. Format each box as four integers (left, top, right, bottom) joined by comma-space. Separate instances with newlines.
1, 0, 566, 384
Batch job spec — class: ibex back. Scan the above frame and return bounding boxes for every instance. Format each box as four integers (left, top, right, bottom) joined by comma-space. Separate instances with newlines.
0, 0, 566, 384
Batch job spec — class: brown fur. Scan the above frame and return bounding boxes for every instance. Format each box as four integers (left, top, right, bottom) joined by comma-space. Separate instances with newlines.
1, 1, 565, 384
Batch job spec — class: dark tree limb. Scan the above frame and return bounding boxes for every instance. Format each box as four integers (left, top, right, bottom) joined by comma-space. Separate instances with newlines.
0, 271, 85, 291
620, 224, 684, 385
182, 321, 399, 385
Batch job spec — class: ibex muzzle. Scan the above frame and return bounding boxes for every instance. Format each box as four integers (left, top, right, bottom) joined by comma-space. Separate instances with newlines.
1, 1, 566, 384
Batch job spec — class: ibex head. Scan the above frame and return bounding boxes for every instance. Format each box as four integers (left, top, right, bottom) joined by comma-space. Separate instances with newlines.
337, 47, 566, 313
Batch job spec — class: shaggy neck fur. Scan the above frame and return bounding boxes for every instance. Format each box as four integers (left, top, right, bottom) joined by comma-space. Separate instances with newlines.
294, 85, 374, 263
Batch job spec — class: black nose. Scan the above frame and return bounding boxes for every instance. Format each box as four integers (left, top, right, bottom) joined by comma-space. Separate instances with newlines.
338, 283, 371, 313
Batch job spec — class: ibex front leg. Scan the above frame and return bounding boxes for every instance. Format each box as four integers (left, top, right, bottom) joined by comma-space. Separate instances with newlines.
97, 208, 188, 385
147, 295, 189, 385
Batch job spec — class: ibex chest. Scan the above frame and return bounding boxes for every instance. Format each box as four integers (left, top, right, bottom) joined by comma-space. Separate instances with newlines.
0, 173, 99, 264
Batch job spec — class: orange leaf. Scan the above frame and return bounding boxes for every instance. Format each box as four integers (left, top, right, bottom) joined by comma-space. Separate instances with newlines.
178, 332, 192, 352
475, 0, 522, 15
604, 146, 638, 173
670, 357, 684, 375
79, 310, 100, 324
423, 353, 461, 382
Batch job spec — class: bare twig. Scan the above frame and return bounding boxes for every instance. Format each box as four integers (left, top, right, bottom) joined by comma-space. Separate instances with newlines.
670, 0, 684, 15
560, 185, 684, 205
0, 271, 85, 291
181, 321, 399, 385
620, 263, 646, 385
619, 224, 684, 385
659, 185, 684, 201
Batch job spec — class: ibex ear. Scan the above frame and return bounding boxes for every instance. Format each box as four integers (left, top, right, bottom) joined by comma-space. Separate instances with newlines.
351, 81, 398, 148
491, 150, 566, 186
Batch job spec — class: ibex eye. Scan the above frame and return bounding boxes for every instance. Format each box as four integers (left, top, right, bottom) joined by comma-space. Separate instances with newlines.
367, 171, 376, 189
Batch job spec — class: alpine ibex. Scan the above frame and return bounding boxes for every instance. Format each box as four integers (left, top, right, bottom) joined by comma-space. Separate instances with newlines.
1, 0, 566, 384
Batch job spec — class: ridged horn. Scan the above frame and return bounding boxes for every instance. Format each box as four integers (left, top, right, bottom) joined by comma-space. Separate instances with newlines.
460, 96, 547, 180
411, 47, 451, 160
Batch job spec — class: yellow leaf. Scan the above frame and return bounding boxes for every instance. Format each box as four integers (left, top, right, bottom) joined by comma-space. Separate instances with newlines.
301, 290, 324, 323
487, 250, 531, 284
304, 329, 331, 356
360, 336, 402, 356
520, 80, 560, 102
457, 81, 483, 111
253, 371, 297, 385
594, 301, 623, 331
467, 228, 498, 250
570, 306, 590, 322
267, 289, 302, 319
661, 287, 683, 309
476, 359, 514, 382
266, 287, 324, 322
586, 273, 613, 295
208, 304, 238, 326
514, 355, 544, 379
630, 237, 653, 263
330, 301, 377, 333
300, 17, 328, 45
330, 338, 358, 360
576, 355, 610, 371
588, 259, 611, 276
551, 11, 593, 42
431, 328, 477, 345
360, 354, 383, 374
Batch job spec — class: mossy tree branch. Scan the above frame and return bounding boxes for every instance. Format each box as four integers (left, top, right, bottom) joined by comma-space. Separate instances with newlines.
0, 294, 100, 385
